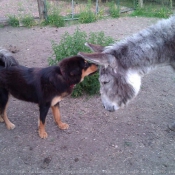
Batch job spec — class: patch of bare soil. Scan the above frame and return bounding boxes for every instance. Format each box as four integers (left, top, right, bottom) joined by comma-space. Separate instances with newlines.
1, 17, 175, 174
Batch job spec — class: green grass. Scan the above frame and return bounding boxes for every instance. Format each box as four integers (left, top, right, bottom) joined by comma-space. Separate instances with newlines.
43, 1, 65, 27
43, 8, 65, 27
8, 14, 36, 27
46, 13, 65, 27
130, 6, 172, 18
79, 0, 97, 24
49, 28, 115, 97
79, 10, 97, 24
8, 15, 19, 27
21, 15, 35, 27
108, 1, 120, 18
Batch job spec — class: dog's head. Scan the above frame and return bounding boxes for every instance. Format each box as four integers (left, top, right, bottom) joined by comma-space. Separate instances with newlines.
78, 43, 141, 112
59, 55, 98, 86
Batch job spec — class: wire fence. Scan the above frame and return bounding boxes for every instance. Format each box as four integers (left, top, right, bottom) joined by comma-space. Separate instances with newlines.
47, 0, 136, 20
0, 0, 174, 22
46, 0, 174, 20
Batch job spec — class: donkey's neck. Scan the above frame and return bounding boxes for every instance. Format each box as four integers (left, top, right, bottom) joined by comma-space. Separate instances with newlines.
105, 15, 175, 73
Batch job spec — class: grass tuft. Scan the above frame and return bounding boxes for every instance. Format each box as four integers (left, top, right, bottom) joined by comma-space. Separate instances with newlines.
108, 1, 120, 18
79, 0, 97, 24
21, 15, 35, 27
8, 15, 19, 27
130, 6, 172, 18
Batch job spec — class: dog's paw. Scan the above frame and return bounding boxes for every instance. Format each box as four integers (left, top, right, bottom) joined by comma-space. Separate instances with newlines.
0, 116, 4, 122
39, 130, 48, 139
6, 123, 15, 130
58, 122, 69, 130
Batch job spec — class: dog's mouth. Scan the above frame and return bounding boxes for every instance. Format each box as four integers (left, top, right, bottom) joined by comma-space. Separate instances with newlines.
86, 64, 99, 76
88, 71, 97, 76
70, 84, 76, 88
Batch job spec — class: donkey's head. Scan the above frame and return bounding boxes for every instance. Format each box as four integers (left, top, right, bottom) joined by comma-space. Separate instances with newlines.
78, 43, 141, 112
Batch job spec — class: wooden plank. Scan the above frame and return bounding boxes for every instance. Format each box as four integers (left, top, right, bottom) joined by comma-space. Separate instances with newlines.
0, 18, 9, 26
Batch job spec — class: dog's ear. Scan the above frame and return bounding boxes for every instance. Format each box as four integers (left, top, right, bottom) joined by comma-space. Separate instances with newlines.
70, 68, 80, 76
85, 43, 105, 52
78, 52, 117, 69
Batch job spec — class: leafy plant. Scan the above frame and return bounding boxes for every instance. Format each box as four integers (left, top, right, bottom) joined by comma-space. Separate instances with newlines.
44, 9, 65, 27
21, 15, 35, 27
79, 11, 97, 24
108, 1, 120, 18
49, 28, 114, 97
79, 0, 97, 24
97, 8, 105, 20
8, 15, 19, 27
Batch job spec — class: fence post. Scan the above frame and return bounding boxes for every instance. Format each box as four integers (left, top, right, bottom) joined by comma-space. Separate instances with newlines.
71, 0, 74, 19
37, 0, 47, 20
138, 0, 143, 8
96, 0, 99, 15
170, 0, 172, 8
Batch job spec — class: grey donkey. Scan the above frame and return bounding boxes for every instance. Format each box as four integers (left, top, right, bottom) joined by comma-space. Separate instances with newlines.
78, 15, 175, 130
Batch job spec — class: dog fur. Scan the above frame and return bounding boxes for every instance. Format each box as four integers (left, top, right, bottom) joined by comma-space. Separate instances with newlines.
78, 15, 175, 112
0, 48, 98, 138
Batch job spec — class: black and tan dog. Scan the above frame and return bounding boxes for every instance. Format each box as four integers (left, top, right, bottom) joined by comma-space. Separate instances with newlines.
0, 48, 98, 138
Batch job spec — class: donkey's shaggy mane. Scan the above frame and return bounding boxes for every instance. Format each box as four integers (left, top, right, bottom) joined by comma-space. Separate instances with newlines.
104, 15, 175, 71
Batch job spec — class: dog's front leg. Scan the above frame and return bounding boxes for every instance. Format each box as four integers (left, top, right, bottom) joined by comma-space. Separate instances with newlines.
1, 101, 15, 130
38, 104, 50, 139
51, 103, 69, 130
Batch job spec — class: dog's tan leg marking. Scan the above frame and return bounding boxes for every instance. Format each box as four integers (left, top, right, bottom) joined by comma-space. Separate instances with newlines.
3, 103, 15, 130
0, 115, 4, 122
38, 120, 48, 139
51, 106, 69, 130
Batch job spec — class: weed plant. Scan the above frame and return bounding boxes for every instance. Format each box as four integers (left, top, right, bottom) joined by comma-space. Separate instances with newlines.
49, 28, 114, 97
44, 8, 65, 27
8, 15, 19, 27
21, 15, 35, 27
108, 1, 120, 18
79, 0, 97, 24
79, 11, 97, 24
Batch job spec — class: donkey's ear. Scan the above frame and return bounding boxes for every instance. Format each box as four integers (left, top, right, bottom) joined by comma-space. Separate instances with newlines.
78, 52, 112, 67
85, 43, 105, 52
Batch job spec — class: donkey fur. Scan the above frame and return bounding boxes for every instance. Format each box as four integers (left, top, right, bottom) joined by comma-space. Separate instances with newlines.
79, 15, 175, 112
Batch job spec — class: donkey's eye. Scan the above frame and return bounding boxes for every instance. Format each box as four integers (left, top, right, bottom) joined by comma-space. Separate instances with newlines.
103, 81, 110, 85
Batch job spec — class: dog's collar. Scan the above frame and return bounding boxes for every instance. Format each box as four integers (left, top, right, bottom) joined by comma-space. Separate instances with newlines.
70, 84, 75, 89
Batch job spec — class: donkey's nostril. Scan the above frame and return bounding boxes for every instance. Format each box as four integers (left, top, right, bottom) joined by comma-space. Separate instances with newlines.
108, 106, 114, 112
103, 105, 115, 112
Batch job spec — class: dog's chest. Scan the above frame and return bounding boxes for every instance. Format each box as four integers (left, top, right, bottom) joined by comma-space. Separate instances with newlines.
51, 96, 62, 106
51, 92, 70, 106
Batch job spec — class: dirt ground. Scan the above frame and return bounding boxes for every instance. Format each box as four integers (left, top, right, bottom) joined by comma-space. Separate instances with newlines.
1, 16, 175, 175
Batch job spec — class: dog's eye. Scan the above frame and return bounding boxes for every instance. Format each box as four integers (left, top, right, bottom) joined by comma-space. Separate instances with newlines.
84, 62, 89, 68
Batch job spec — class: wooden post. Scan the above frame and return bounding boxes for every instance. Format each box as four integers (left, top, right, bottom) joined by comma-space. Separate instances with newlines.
170, 0, 172, 8
37, 0, 47, 20
138, 0, 143, 8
